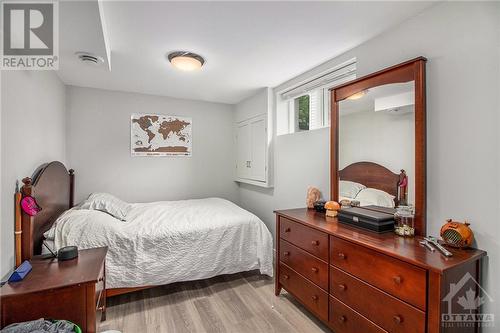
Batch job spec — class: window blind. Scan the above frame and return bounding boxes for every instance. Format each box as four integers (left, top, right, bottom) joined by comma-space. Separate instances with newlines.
280, 58, 357, 101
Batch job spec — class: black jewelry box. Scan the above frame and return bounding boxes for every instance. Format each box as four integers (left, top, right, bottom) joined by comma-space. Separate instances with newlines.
338, 206, 395, 233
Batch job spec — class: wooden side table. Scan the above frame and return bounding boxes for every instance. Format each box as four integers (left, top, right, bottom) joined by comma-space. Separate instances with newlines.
1, 247, 108, 333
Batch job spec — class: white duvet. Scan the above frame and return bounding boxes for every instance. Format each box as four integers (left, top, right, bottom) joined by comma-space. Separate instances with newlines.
49, 198, 273, 288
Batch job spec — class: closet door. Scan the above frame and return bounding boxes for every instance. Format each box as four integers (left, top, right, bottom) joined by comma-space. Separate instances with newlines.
236, 122, 251, 179
249, 116, 266, 181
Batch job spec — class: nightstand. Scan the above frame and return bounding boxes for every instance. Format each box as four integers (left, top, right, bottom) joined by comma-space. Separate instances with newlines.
1, 247, 107, 333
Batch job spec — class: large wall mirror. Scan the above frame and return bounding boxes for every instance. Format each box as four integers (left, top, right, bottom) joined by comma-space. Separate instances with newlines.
330, 58, 427, 235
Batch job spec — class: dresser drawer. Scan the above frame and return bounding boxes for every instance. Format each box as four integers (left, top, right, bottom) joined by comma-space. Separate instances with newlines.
330, 236, 426, 310
279, 263, 328, 322
329, 296, 387, 333
280, 217, 328, 261
330, 266, 425, 333
280, 240, 328, 290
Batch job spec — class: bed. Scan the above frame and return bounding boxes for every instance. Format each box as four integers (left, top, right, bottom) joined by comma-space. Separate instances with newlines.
338, 161, 408, 208
15, 161, 273, 295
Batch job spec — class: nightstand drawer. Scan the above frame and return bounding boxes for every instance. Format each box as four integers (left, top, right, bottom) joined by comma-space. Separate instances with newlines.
279, 263, 328, 322
330, 266, 425, 333
280, 217, 328, 260
280, 240, 328, 290
330, 236, 426, 310
1, 285, 87, 330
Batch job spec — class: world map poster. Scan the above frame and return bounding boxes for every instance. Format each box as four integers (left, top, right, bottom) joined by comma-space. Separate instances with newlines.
131, 114, 192, 156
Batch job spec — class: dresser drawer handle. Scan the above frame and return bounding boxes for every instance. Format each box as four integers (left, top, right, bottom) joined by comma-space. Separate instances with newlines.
311, 240, 319, 246
311, 295, 318, 301
338, 284, 347, 291
393, 275, 403, 284
284, 227, 291, 232
283, 274, 289, 280
283, 251, 290, 256
338, 252, 346, 260
311, 267, 318, 273
338, 315, 346, 323
393, 315, 403, 324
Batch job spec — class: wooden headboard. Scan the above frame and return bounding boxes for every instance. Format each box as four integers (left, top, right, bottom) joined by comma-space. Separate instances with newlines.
338, 161, 407, 205
17, 161, 74, 263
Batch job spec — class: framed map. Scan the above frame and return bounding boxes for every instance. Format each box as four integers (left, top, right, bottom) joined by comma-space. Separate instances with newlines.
131, 114, 192, 156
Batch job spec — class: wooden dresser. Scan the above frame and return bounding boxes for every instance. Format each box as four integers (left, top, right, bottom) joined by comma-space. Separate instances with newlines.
275, 209, 486, 333
1, 247, 107, 333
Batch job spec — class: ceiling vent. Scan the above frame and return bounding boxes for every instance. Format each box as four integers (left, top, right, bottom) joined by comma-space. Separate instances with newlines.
75, 52, 104, 66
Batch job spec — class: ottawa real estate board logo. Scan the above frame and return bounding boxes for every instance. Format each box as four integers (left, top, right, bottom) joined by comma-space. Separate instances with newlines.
1, 1, 59, 70
442, 272, 494, 329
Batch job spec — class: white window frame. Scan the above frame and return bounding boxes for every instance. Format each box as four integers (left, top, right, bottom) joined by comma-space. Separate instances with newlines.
277, 58, 356, 136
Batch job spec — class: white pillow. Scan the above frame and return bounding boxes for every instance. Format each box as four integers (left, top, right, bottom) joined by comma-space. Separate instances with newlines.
339, 180, 366, 199
355, 188, 395, 208
80, 192, 131, 221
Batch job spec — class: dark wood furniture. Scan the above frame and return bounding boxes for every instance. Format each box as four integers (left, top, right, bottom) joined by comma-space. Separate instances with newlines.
339, 161, 408, 206
276, 58, 487, 332
1, 247, 107, 333
14, 161, 145, 298
15, 161, 74, 263
331, 57, 427, 235
275, 209, 486, 333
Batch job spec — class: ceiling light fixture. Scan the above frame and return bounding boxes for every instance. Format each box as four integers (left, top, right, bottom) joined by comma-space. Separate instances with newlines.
347, 89, 369, 100
167, 51, 205, 71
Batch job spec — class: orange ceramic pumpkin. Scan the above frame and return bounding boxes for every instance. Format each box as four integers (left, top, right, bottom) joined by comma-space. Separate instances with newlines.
440, 219, 474, 248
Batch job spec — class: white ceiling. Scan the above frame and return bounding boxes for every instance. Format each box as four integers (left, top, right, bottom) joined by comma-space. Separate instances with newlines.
57, 1, 435, 104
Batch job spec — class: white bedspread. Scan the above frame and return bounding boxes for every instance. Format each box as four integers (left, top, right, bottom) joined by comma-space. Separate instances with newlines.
50, 198, 273, 288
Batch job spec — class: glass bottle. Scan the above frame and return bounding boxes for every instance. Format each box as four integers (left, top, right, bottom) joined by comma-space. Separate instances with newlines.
394, 206, 415, 237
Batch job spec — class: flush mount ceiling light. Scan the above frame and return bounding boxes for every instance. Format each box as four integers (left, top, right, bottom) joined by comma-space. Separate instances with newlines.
167, 51, 205, 71
347, 89, 369, 100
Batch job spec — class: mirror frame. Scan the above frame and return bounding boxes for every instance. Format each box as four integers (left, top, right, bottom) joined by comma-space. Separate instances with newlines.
330, 57, 427, 235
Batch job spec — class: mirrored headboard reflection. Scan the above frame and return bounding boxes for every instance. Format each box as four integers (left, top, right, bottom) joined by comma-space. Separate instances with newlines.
330, 58, 427, 235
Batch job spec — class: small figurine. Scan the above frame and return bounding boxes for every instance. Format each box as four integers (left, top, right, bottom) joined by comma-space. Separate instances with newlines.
325, 201, 341, 218
306, 187, 321, 209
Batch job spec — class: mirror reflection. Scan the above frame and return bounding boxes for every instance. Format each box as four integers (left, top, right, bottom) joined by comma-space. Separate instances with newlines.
338, 81, 415, 209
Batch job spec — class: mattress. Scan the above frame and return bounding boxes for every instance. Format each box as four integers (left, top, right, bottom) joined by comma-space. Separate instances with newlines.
45, 198, 273, 288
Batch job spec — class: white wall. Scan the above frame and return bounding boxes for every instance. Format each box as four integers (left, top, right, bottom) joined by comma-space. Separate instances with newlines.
237, 1, 500, 326
66, 86, 238, 204
0, 71, 66, 277
339, 110, 415, 204
235, 87, 271, 122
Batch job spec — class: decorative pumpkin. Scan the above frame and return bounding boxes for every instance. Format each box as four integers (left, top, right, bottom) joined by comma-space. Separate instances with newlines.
440, 219, 474, 248
325, 201, 340, 218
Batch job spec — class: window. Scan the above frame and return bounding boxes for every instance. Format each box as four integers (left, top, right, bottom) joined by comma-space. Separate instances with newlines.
296, 95, 310, 131
276, 58, 357, 136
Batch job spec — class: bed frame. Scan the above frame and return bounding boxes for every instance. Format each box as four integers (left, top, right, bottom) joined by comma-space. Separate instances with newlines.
14, 161, 147, 297
338, 161, 408, 206
15, 161, 74, 264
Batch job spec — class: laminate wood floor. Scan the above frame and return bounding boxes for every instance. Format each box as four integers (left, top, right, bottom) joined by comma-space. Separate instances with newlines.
99, 271, 331, 333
